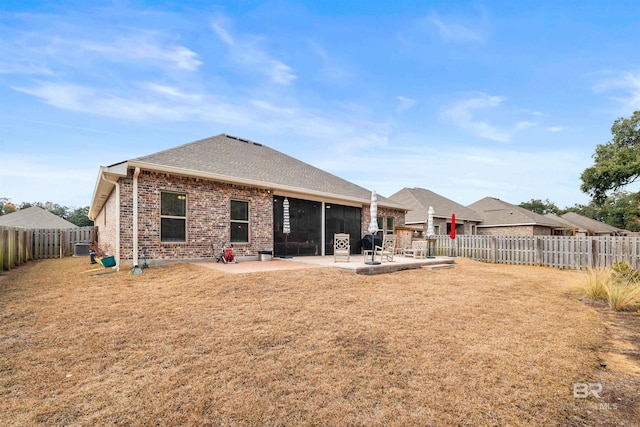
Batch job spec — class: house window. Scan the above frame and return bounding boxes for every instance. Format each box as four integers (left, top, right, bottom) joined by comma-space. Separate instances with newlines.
161, 192, 186, 242
231, 200, 249, 243
386, 217, 395, 234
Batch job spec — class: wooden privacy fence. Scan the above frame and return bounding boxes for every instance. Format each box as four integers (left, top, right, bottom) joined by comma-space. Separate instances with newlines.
1, 226, 96, 271
430, 235, 640, 270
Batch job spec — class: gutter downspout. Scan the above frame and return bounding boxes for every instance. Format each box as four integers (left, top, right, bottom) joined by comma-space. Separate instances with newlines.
101, 172, 121, 271
133, 167, 141, 267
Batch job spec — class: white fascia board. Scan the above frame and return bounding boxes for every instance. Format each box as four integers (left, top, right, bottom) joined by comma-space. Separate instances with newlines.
88, 163, 128, 220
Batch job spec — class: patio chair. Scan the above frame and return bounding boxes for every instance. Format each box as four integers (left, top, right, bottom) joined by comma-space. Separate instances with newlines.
333, 233, 350, 262
404, 241, 428, 259
375, 234, 396, 262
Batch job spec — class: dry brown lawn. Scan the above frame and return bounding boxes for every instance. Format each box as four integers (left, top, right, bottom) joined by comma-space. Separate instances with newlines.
1, 257, 639, 426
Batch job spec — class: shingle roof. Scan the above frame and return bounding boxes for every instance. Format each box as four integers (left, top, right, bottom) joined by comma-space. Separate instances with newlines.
0, 206, 77, 228
130, 134, 404, 209
467, 197, 565, 228
389, 187, 483, 223
560, 212, 623, 235
545, 213, 583, 231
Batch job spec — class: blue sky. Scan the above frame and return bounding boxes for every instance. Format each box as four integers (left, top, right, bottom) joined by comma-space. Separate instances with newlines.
2, 1, 640, 209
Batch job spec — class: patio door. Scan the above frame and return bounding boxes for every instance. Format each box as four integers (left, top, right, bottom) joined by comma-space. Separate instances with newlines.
273, 196, 322, 257
324, 203, 361, 255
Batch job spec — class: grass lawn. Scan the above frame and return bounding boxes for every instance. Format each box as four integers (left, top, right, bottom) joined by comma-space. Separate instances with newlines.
1, 257, 639, 426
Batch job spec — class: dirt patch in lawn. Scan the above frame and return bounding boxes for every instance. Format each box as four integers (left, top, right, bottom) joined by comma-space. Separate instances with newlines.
1, 257, 638, 426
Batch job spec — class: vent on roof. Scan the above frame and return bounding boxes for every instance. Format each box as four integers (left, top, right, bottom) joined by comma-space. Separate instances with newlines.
226, 134, 262, 146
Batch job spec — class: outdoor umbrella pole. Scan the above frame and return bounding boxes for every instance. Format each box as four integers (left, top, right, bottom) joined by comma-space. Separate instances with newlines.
365, 190, 381, 265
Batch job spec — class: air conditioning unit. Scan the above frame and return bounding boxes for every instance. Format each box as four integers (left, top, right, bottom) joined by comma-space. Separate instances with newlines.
73, 242, 91, 257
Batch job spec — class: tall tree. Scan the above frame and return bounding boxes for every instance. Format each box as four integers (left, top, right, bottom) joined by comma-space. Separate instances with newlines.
67, 206, 93, 227
0, 197, 10, 215
581, 110, 640, 203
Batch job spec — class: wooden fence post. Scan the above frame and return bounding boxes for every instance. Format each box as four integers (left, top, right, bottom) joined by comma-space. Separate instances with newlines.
491, 236, 497, 264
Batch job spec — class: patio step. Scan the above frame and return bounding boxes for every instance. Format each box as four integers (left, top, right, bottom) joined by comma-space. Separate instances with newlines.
420, 263, 454, 270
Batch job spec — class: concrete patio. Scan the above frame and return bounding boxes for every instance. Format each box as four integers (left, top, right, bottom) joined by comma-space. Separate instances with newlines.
195, 254, 455, 275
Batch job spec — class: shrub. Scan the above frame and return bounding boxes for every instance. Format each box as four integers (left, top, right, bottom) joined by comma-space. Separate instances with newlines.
611, 261, 640, 283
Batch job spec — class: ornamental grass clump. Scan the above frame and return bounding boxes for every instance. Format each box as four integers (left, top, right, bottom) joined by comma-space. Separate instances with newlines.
581, 262, 640, 311
581, 268, 614, 300
606, 262, 640, 311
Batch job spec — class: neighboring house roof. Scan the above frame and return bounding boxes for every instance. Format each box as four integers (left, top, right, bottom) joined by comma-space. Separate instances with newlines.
560, 212, 623, 235
389, 187, 483, 224
467, 197, 566, 228
90, 134, 407, 219
545, 213, 583, 232
0, 206, 76, 228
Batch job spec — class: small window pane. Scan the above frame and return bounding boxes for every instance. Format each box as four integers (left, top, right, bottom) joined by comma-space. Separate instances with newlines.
161, 218, 186, 242
386, 217, 394, 233
161, 193, 186, 216
231, 222, 249, 242
231, 200, 248, 221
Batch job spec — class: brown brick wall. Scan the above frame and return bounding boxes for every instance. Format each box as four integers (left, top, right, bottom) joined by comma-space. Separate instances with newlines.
115, 169, 273, 265
477, 225, 552, 236
361, 206, 406, 237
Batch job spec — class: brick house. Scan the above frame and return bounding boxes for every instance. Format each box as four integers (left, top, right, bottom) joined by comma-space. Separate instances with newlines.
556, 212, 624, 236
88, 134, 407, 268
467, 197, 569, 236
389, 187, 483, 237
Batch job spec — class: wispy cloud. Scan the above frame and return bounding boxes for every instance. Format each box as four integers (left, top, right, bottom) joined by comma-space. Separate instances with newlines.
0, 62, 53, 76
12, 82, 247, 123
547, 126, 565, 132
441, 93, 538, 142
139, 82, 202, 100
593, 68, 640, 112
212, 19, 296, 86
7, 31, 201, 73
396, 96, 416, 114
426, 11, 486, 44
75, 35, 202, 71
307, 41, 352, 84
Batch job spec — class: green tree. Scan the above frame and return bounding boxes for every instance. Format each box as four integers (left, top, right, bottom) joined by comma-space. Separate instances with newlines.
67, 206, 93, 227
596, 192, 640, 231
581, 110, 640, 203
519, 198, 561, 215
0, 197, 10, 215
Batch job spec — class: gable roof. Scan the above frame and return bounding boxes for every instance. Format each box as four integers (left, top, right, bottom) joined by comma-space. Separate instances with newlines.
90, 134, 406, 218
467, 197, 566, 228
0, 206, 77, 229
560, 212, 623, 235
389, 187, 483, 223
544, 213, 584, 232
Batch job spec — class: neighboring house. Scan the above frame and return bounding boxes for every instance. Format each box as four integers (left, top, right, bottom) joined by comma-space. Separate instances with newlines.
0, 206, 76, 228
559, 212, 624, 236
88, 134, 407, 267
544, 213, 583, 236
389, 187, 483, 236
467, 197, 568, 236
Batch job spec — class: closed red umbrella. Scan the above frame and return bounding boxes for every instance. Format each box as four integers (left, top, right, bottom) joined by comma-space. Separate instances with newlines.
450, 214, 456, 239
